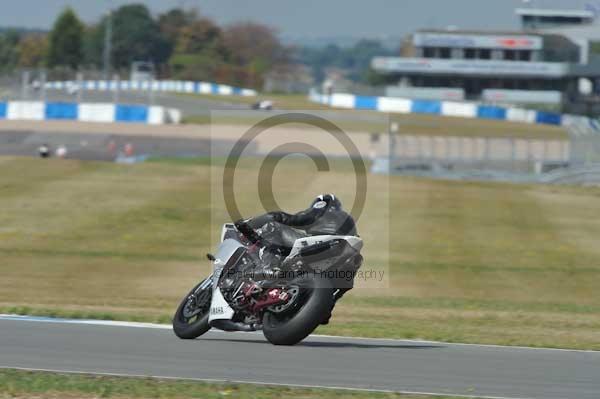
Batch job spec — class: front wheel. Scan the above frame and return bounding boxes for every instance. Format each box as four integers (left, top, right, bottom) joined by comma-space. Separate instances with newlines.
173, 278, 212, 339
262, 276, 335, 346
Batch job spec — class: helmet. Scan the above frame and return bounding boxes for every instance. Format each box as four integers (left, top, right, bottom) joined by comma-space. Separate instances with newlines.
311, 194, 342, 210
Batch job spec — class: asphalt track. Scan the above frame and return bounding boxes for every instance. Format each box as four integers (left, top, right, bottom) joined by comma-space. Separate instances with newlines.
0, 129, 256, 161
0, 316, 598, 399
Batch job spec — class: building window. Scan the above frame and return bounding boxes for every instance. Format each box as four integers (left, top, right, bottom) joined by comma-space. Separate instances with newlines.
518, 50, 531, 61
465, 48, 476, 59
504, 50, 516, 61
516, 80, 529, 90
439, 47, 451, 59
479, 49, 491, 60
423, 47, 435, 58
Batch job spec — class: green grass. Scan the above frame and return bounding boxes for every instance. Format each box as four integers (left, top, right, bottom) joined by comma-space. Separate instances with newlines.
1, 156, 599, 349
0, 369, 466, 399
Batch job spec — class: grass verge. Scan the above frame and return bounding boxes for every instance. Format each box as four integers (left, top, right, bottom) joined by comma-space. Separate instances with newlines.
1, 157, 599, 349
0, 369, 467, 399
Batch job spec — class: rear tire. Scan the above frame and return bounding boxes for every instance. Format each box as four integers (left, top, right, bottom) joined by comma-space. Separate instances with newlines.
262, 276, 335, 346
173, 279, 212, 339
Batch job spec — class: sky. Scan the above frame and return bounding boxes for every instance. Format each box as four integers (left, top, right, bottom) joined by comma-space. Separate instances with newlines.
1, 0, 597, 41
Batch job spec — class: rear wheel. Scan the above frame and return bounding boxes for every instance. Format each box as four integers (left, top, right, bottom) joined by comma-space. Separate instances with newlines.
262, 276, 335, 346
172, 278, 212, 339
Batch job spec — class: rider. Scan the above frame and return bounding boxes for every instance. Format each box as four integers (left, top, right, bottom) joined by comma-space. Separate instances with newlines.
236, 194, 359, 324
245, 193, 355, 238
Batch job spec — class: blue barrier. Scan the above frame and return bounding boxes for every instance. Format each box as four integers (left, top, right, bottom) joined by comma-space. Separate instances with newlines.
309, 91, 595, 128
308, 90, 580, 130
477, 106, 507, 120
535, 111, 562, 126
354, 96, 378, 110
411, 100, 442, 114
115, 104, 149, 123
0, 101, 178, 124
45, 102, 78, 120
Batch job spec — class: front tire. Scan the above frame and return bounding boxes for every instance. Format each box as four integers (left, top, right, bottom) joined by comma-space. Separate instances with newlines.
262, 276, 335, 346
173, 278, 212, 339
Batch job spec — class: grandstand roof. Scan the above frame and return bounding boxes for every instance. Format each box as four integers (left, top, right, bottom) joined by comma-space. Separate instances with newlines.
515, 8, 594, 18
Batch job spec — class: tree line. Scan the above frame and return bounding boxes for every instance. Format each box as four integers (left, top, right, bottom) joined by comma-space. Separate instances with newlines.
294, 40, 396, 85
0, 4, 396, 90
0, 4, 290, 89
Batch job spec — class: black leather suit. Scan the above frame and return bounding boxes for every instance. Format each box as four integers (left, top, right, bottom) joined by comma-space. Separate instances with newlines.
244, 200, 359, 324
247, 201, 357, 251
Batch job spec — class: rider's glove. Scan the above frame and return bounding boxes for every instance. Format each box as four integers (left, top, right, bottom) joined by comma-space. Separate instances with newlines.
235, 220, 261, 244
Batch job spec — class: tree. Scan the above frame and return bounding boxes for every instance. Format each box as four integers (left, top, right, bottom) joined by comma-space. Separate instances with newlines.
294, 39, 396, 84
82, 4, 171, 70
175, 18, 226, 57
0, 31, 20, 72
47, 8, 84, 69
295, 43, 342, 82
109, 4, 171, 69
364, 67, 391, 86
221, 22, 290, 88
223, 22, 288, 69
82, 24, 103, 67
158, 8, 197, 48
169, 53, 221, 81
167, 14, 231, 82
18, 34, 48, 68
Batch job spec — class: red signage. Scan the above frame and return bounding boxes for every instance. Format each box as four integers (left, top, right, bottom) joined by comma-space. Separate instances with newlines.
496, 38, 535, 48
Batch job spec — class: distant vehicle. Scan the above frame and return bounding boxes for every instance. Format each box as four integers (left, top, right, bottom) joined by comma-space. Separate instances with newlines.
38, 144, 50, 158
130, 61, 155, 82
55, 145, 68, 159
251, 100, 273, 110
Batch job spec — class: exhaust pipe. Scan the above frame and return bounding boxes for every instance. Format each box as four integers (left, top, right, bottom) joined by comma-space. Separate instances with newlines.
210, 319, 261, 332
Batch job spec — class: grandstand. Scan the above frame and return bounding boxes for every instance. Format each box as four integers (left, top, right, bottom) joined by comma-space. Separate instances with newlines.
371, 6, 600, 113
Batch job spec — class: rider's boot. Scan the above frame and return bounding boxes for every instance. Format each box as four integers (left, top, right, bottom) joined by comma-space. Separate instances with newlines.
320, 288, 351, 325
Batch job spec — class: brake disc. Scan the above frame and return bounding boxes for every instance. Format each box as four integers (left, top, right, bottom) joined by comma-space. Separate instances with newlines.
268, 286, 300, 314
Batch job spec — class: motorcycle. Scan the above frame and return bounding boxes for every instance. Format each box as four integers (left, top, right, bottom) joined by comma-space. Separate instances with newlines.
172, 221, 363, 345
